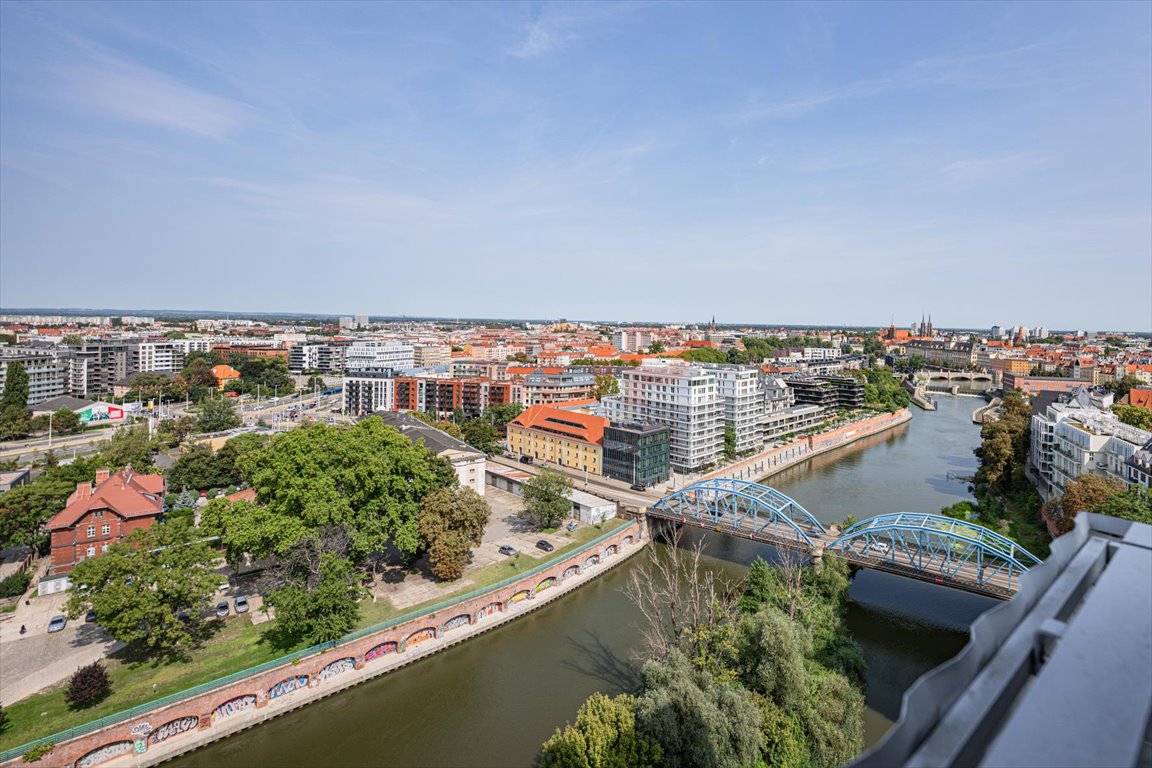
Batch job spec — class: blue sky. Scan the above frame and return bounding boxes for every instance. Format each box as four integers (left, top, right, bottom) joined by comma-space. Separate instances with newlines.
1, 1, 1149, 330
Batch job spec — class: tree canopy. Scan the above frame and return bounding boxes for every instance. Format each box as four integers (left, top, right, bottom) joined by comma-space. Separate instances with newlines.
1113, 404, 1152, 430
541, 693, 662, 768
519, 468, 573, 529
197, 396, 242, 433
419, 486, 491, 581
0, 361, 31, 439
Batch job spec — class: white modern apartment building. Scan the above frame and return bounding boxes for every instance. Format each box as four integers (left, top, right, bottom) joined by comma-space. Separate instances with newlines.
601, 359, 723, 472
131, 343, 184, 373
344, 342, 415, 372
611, 328, 656, 353
290, 343, 348, 373
414, 345, 452, 367
700, 365, 765, 454
342, 370, 395, 415
1030, 387, 1152, 499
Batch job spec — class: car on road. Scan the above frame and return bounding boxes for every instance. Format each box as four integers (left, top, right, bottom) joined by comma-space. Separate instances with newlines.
869, 542, 891, 554
234, 595, 249, 613
498, 545, 517, 556
519, 455, 534, 464
630, 484, 647, 491
47, 615, 67, 633
215, 600, 230, 618
84, 610, 97, 623
536, 540, 555, 553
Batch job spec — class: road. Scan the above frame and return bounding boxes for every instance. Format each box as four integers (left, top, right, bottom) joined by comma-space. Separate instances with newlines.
488, 455, 664, 509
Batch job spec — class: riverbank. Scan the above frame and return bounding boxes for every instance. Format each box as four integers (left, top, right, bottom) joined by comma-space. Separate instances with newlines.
698, 409, 912, 486
0, 523, 644, 768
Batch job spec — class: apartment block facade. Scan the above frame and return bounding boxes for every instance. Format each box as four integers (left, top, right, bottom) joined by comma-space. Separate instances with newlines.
507, 405, 606, 474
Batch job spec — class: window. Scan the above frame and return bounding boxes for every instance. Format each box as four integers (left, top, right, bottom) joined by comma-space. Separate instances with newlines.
86, 525, 96, 538
101, 524, 110, 536
101, 544, 108, 554
86, 546, 96, 558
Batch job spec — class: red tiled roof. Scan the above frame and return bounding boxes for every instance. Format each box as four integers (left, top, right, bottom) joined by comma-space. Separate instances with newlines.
45, 468, 164, 531
226, 488, 257, 503
1128, 389, 1152, 409
510, 404, 607, 446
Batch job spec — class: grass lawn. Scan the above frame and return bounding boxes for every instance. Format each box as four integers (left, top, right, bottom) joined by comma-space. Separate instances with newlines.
0, 517, 634, 750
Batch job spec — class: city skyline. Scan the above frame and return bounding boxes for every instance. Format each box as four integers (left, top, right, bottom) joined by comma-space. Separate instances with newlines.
2, 2, 1150, 328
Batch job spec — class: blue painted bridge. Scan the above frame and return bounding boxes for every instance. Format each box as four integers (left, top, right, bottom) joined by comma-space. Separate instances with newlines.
648, 478, 1042, 598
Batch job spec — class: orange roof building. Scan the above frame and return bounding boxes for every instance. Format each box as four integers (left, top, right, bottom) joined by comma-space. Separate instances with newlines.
210, 364, 241, 388
507, 404, 608, 475
43, 466, 165, 575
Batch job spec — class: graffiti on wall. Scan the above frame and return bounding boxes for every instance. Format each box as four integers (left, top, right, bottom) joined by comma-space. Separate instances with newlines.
623, 535, 634, 546
476, 601, 501, 619
316, 657, 355, 683
76, 740, 133, 768
583, 554, 600, 568
129, 721, 152, 737
404, 628, 436, 649
268, 675, 309, 698
149, 716, 199, 744
508, 589, 530, 604
605, 544, 618, 556
442, 614, 470, 632
365, 641, 398, 662
562, 565, 579, 579
212, 694, 257, 723
535, 577, 556, 593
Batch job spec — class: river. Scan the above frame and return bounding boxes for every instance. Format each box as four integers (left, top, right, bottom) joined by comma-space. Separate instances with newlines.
169, 396, 995, 767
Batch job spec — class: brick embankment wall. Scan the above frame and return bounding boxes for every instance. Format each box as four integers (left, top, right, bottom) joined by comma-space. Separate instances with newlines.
2, 523, 645, 768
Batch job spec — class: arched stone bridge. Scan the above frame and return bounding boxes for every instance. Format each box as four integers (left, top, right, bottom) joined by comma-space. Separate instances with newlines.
648, 478, 1041, 598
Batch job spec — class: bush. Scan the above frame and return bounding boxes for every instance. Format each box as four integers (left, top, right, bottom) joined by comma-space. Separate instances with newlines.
21, 742, 54, 763
65, 662, 111, 709
0, 570, 32, 599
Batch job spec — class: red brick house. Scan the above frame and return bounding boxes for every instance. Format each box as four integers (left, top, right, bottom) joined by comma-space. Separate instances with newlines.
43, 466, 165, 576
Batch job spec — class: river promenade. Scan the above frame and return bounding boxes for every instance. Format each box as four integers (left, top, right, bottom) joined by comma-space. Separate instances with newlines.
0, 523, 644, 768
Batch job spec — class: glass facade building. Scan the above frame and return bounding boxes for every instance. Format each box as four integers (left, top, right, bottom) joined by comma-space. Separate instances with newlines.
603, 423, 671, 488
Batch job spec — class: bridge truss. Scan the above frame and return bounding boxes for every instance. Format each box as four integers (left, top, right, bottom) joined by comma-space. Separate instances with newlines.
826, 513, 1043, 594
648, 478, 826, 547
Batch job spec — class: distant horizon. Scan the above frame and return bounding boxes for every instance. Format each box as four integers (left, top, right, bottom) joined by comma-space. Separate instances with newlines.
0, 306, 1146, 336
2, 3, 1148, 328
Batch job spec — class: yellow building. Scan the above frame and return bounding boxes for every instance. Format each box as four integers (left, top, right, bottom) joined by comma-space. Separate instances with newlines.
506, 405, 606, 475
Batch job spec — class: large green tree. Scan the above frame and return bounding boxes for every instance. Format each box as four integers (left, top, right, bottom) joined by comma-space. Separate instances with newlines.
591, 374, 620, 401
1044, 474, 1143, 534
519, 468, 573, 529
418, 487, 491, 581
100, 426, 156, 471
0, 360, 31, 439
264, 538, 363, 645
65, 525, 223, 658
634, 650, 763, 768
1113, 404, 1152, 430
197, 396, 242, 433
207, 418, 455, 562
166, 444, 234, 491
0, 459, 99, 550
540, 693, 662, 768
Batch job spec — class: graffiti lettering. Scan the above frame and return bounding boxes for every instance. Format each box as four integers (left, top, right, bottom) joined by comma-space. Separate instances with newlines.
583, 554, 600, 568
535, 577, 556, 593
77, 741, 133, 768
508, 590, 530, 604
403, 628, 436, 649
212, 694, 257, 723
562, 565, 579, 579
149, 716, 199, 744
364, 641, 398, 662
268, 675, 309, 699
129, 721, 152, 737
476, 602, 501, 619
442, 614, 470, 632
316, 658, 355, 683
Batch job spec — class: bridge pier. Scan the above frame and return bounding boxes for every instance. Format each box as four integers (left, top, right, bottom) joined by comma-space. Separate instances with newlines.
810, 542, 825, 569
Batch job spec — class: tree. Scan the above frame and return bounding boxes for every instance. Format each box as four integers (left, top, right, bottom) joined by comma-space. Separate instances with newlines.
218, 418, 455, 560
973, 391, 1030, 495
1042, 474, 1127, 535
679, 348, 727, 364
1094, 486, 1152, 525
0, 361, 31, 439
541, 693, 662, 768
65, 525, 223, 658
65, 662, 111, 709
157, 415, 198, 445
49, 409, 82, 435
519, 468, 573, 529
1104, 375, 1143, 399
648, 341, 666, 354
305, 375, 326, 392
0, 460, 99, 550
634, 650, 763, 768
1113, 404, 1152, 430
100, 426, 155, 471
61, 334, 85, 347
483, 403, 524, 429
167, 444, 232, 491
592, 374, 620, 401
723, 424, 736, 461
214, 432, 267, 484
197, 396, 242, 433
181, 357, 219, 390
264, 543, 363, 644
418, 487, 491, 581
460, 419, 502, 455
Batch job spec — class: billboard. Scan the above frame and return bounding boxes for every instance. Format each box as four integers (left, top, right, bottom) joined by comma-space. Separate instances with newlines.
79, 403, 125, 423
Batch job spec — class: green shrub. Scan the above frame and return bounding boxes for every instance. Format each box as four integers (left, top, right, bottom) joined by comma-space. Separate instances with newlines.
22, 742, 54, 763
65, 662, 111, 709
0, 570, 32, 599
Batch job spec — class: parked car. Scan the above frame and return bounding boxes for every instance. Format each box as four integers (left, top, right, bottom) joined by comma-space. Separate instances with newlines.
234, 595, 249, 613
566, 521, 577, 532
519, 455, 534, 464
215, 600, 230, 618
498, 545, 517, 557
630, 483, 647, 491
536, 540, 555, 553
84, 609, 97, 623
47, 615, 67, 633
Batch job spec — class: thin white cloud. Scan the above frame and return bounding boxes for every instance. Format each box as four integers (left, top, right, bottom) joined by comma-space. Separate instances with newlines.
508, 19, 567, 58
56, 55, 251, 139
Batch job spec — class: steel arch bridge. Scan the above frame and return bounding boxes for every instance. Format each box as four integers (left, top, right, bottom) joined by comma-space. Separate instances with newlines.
649, 478, 826, 548
826, 513, 1043, 595
649, 480, 1043, 597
